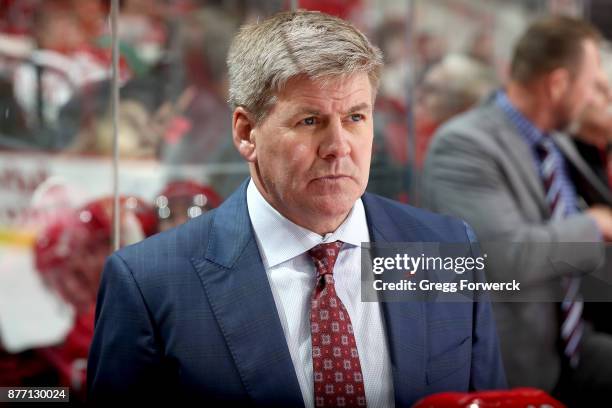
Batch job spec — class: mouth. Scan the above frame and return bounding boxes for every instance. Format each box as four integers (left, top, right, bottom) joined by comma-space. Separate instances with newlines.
312, 175, 351, 182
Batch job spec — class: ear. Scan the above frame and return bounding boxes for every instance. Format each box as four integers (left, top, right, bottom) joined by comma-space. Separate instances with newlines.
232, 107, 257, 162
548, 68, 571, 103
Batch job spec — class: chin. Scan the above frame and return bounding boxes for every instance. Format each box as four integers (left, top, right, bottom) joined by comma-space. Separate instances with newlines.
311, 195, 358, 217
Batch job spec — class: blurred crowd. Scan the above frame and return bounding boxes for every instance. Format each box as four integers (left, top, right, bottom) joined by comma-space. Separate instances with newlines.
0, 0, 244, 159
0, 0, 502, 195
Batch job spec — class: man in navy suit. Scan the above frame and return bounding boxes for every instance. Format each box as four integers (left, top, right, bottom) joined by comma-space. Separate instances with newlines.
88, 10, 506, 406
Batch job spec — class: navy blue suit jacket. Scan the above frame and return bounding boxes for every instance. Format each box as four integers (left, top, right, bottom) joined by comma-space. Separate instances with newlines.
87, 180, 506, 405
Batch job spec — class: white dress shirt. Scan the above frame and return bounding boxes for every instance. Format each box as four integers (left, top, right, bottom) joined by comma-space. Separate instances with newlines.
246, 180, 395, 408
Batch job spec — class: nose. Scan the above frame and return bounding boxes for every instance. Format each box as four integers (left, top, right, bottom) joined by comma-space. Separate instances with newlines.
318, 118, 351, 159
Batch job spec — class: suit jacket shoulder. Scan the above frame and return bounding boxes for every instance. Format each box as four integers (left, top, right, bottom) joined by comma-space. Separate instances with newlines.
113, 208, 215, 280
428, 100, 510, 163
362, 192, 475, 244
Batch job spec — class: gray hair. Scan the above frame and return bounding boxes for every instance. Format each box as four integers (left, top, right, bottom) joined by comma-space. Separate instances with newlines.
227, 10, 384, 123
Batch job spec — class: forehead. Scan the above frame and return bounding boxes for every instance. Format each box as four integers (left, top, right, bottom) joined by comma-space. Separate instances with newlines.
578, 40, 600, 71
274, 73, 373, 113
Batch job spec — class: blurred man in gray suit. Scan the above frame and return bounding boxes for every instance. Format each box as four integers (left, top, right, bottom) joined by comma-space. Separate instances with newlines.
423, 16, 612, 407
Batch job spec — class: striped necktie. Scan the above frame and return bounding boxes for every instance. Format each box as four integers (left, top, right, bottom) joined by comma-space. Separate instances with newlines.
536, 138, 583, 368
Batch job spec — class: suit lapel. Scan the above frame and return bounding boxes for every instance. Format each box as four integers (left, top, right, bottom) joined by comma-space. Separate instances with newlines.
362, 195, 427, 406
490, 103, 550, 218
191, 180, 304, 407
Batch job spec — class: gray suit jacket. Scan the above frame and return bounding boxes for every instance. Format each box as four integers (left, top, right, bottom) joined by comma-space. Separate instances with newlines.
421, 96, 604, 391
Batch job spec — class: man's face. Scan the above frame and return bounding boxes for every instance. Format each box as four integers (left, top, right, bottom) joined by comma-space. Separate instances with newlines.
555, 39, 601, 130
247, 73, 374, 233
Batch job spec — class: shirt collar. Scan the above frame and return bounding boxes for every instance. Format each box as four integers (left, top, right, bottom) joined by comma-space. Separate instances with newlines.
495, 89, 548, 148
246, 179, 370, 268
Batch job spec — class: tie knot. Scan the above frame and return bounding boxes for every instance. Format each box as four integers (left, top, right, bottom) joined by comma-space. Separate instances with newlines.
535, 138, 554, 159
308, 241, 343, 277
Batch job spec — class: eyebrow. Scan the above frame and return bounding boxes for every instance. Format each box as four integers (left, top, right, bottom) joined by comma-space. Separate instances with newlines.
345, 102, 371, 114
291, 102, 371, 117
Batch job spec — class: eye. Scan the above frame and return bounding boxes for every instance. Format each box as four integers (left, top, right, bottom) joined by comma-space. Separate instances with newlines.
349, 113, 364, 122
300, 117, 318, 126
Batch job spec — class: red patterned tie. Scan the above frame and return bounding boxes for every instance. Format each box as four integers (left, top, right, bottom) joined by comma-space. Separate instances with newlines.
308, 241, 367, 408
